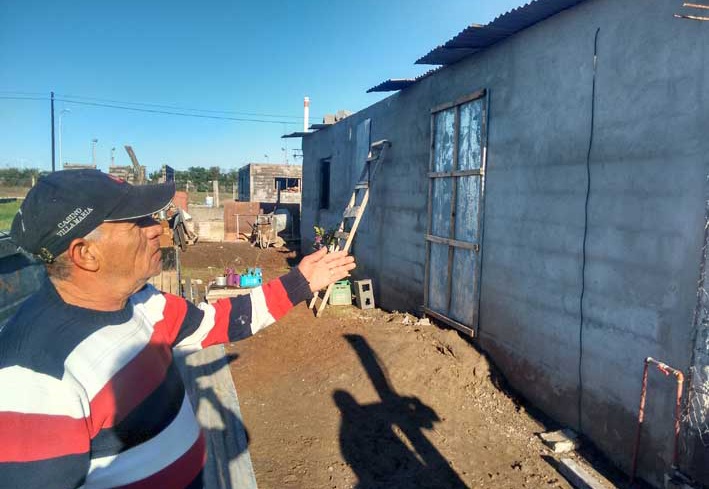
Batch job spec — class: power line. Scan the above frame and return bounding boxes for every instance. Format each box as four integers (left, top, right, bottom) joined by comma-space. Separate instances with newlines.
0, 90, 46, 96
0, 96, 47, 101
0, 96, 302, 125
57, 93, 314, 119
57, 98, 301, 124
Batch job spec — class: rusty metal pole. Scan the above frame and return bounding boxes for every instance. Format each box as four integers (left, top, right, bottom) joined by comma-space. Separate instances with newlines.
630, 359, 650, 485
630, 357, 685, 486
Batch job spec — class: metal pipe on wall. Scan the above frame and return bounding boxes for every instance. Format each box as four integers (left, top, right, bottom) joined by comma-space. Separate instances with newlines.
630, 357, 685, 485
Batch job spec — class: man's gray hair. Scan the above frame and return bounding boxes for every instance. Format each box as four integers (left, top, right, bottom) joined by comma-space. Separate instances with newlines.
45, 227, 103, 281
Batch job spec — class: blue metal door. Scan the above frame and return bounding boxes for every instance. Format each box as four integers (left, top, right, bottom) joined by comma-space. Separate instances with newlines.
424, 90, 488, 335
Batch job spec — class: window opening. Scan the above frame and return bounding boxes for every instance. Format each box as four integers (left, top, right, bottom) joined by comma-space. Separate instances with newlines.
320, 159, 331, 210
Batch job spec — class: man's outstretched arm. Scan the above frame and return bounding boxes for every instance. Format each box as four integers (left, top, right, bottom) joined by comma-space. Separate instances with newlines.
148, 248, 355, 351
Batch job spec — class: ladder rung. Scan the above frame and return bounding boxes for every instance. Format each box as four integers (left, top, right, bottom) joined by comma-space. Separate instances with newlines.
334, 231, 350, 239
355, 181, 368, 189
343, 206, 360, 218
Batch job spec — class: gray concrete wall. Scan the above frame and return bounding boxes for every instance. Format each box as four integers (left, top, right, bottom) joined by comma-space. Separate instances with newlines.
240, 164, 302, 204
300, 0, 709, 484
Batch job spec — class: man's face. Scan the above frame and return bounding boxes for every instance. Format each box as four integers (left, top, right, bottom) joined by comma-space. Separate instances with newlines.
95, 217, 164, 291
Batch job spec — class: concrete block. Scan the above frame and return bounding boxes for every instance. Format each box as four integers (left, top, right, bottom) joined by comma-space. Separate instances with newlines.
354, 279, 375, 309
540, 429, 579, 453
558, 458, 611, 489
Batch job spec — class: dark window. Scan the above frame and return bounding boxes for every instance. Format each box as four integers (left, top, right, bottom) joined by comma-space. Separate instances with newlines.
275, 177, 300, 191
320, 159, 330, 209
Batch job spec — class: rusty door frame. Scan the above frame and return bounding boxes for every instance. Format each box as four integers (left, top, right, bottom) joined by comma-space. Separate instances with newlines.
423, 89, 488, 336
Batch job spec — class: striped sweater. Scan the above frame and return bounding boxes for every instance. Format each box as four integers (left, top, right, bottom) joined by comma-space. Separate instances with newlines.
0, 268, 312, 489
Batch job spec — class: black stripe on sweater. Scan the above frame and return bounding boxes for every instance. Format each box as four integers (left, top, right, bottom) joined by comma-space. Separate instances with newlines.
280, 268, 313, 305
227, 294, 253, 342
0, 452, 88, 489
91, 360, 185, 457
172, 301, 206, 347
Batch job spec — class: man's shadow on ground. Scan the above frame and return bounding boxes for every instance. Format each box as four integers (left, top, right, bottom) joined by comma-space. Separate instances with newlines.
335, 334, 468, 489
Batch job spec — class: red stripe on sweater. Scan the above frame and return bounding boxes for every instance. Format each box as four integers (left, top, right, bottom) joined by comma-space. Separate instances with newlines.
113, 431, 206, 489
159, 294, 188, 345
200, 298, 232, 348
89, 328, 171, 435
0, 411, 89, 462
262, 278, 293, 320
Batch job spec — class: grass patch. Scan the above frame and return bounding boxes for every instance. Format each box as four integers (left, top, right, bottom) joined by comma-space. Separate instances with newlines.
0, 201, 21, 230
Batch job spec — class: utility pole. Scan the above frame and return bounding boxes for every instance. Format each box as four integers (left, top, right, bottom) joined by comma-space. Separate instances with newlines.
51, 91, 56, 172
111, 147, 116, 166
91, 139, 98, 167
58, 109, 70, 170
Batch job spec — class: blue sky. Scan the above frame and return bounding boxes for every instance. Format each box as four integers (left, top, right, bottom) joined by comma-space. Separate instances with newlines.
0, 0, 525, 174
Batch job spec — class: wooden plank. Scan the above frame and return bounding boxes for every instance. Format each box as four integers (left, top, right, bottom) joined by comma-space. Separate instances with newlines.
685, 2, 709, 8
206, 287, 252, 302
431, 89, 487, 114
423, 307, 474, 336
185, 277, 193, 303
557, 458, 610, 489
175, 345, 258, 489
316, 282, 335, 317
428, 169, 482, 178
472, 91, 490, 335
674, 13, 709, 20
446, 104, 460, 314
425, 234, 477, 250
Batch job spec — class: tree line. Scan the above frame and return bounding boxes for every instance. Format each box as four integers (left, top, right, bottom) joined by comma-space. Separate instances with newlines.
0, 166, 240, 192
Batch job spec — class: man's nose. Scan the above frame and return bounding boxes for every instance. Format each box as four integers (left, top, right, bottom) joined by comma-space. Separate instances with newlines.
143, 218, 164, 239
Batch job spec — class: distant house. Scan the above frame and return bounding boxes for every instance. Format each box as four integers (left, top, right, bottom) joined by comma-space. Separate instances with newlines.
63, 164, 96, 171
237, 163, 301, 204
109, 165, 146, 185
297, 0, 709, 486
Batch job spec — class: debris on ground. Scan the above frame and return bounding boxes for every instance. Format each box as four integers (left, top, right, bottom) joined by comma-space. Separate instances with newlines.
540, 429, 580, 454
558, 458, 615, 489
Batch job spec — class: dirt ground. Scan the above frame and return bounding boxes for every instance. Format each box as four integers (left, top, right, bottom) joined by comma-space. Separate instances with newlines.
181, 242, 623, 489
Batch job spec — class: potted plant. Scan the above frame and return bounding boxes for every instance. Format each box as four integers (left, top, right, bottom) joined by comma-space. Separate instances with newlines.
313, 226, 338, 251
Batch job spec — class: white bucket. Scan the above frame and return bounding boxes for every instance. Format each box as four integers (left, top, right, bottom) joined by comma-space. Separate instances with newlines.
205, 196, 214, 207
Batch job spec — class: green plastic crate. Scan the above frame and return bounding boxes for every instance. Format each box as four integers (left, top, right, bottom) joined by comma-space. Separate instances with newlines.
329, 280, 352, 306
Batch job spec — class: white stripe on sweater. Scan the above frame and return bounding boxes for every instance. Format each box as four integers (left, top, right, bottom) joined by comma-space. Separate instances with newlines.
0, 366, 85, 418
249, 286, 275, 334
63, 318, 151, 399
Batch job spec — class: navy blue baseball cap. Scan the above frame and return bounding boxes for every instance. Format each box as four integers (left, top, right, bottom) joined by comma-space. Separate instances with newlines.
10, 169, 175, 262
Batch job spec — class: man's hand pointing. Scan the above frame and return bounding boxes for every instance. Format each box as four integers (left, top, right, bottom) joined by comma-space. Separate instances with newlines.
298, 248, 356, 293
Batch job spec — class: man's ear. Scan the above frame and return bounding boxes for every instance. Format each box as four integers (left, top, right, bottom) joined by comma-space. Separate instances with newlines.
65, 238, 100, 272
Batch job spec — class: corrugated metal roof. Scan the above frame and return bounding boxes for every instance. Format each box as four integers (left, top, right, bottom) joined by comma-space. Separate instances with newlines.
366, 67, 444, 93
367, 78, 417, 93
416, 0, 587, 65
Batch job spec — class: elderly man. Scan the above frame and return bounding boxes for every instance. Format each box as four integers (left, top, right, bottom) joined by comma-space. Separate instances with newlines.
0, 170, 355, 489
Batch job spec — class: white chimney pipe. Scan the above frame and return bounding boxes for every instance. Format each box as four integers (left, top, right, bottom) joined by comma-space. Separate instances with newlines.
304, 96, 310, 132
